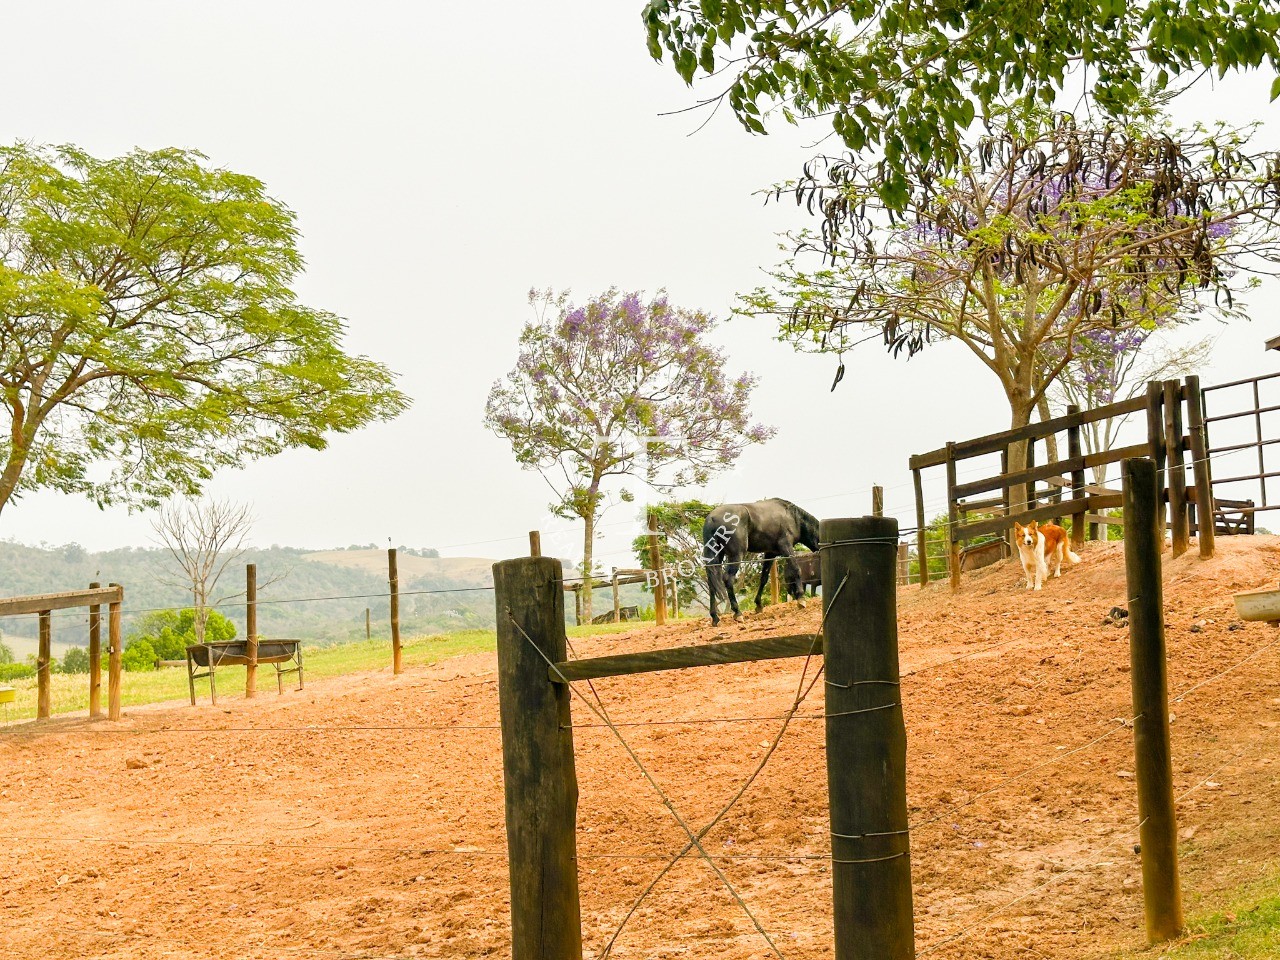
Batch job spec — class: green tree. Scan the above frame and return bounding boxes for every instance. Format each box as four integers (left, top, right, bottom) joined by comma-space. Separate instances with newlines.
629, 499, 719, 612
0, 143, 409, 524
485, 289, 772, 621
643, 0, 1280, 206
0, 635, 12, 664
742, 114, 1276, 506
127, 608, 236, 662
121, 639, 158, 673
60, 646, 91, 674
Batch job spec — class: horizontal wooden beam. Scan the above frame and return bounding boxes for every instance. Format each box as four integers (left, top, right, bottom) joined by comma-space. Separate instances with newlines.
953, 442, 1151, 500
952, 396, 1148, 459
1084, 513, 1125, 525
549, 633, 824, 683
0, 585, 123, 618
956, 495, 1122, 540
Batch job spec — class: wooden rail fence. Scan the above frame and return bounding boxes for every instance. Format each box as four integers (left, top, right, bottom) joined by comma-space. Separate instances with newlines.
0, 584, 125, 721
910, 378, 1217, 590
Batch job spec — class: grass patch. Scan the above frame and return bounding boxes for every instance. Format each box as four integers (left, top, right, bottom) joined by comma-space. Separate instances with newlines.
1112, 872, 1280, 959
0, 619, 649, 724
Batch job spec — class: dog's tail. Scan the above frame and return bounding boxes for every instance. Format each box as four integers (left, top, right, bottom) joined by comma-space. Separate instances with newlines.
1066, 548, 1082, 565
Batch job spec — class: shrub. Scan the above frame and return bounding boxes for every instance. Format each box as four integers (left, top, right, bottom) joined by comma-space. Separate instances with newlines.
60, 646, 92, 674
0, 662, 36, 682
0, 637, 13, 664
127, 608, 236, 662
121, 639, 158, 672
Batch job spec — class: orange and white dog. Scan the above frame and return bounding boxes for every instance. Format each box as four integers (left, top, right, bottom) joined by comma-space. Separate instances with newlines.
1013, 521, 1081, 590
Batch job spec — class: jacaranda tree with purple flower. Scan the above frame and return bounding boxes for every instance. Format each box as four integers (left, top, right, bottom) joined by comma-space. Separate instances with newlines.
485, 289, 772, 621
742, 111, 1279, 506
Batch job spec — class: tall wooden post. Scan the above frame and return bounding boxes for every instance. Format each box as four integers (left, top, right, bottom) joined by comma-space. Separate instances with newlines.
872, 485, 884, 517
897, 543, 909, 584
107, 584, 122, 721
611, 568, 620, 623
1185, 376, 1215, 559
770, 562, 780, 604
245, 563, 259, 698
366, 607, 372, 641
1164, 380, 1189, 557
912, 468, 929, 587
1067, 405, 1087, 548
88, 581, 102, 719
821, 516, 915, 960
388, 548, 402, 675
493, 556, 583, 960
1122, 458, 1184, 944
573, 584, 582, 627
647, 511, 667, 625
37, 610, 52, 719
1001, 446, 1013, 551
945, 443, 961, 593
529, 530, 542, 558
1145, 382, 1167, 545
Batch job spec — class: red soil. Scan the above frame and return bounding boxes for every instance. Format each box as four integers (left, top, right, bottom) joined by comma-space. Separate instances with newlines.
2, 537, 1279, 959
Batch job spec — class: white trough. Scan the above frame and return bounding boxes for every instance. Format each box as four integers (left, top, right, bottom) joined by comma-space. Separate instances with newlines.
1234, 585, 1280, 623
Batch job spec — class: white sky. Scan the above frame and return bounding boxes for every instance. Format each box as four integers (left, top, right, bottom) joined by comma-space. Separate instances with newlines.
2, 2, 1278, 570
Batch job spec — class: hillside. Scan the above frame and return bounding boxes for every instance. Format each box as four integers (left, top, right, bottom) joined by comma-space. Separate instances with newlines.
0, 541, 499, 647
2, 536, 1277, 958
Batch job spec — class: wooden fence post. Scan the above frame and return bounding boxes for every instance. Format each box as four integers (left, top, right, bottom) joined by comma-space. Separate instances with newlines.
1185, 375, 1215, 559
1122, 458, 1184, 944
529, 530, 541, 558
107, 585, 122, 721
366, 607, 371, 641
611, 568, 620, 623
1001, 446, 1013, 551
872, 485, 884, 517
912, 468, 929, 587
493, 555, 583, 960
573, 584, 582, 627
897, 543, 908, 585
770, 562, 780, 605
1145, 382, 1167, 546
647, 511, 666, 625
1164, 380, 1189, 557
245, 563, 259, 698
946, 443, 961, 593
821, 515, 915, 960
37, 609, 52, 719
88, 581, 102, 719
1067, 404, 1087, 549
388, 548, 402, 675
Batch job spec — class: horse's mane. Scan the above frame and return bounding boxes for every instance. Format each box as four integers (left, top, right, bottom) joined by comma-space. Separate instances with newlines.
772, 498, 821, 550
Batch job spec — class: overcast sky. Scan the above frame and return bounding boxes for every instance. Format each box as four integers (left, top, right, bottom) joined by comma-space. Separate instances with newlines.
2, 2, 1278, 571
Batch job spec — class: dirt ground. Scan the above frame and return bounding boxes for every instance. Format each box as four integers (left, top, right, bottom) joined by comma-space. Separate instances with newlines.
3, 537, 1279, 960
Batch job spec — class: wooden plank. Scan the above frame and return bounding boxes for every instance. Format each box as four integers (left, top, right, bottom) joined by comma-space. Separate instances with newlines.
37, 610, 51, 720
493, 556, 583, 960
1166, 379, 1189, 557
108, 589, 123, 721
913, 468, 929, 587
821, 516, 914, 960
1068, 404, 1086, 548
952, 396, 1146, 458
946, 442, 961, 592
0, 585, 122, 618
1123, 458, 1185, 942
245, 563, 259, 698
389, 548, 401, 675
908, 448, 949, 471
957, 495, 1119, 540
88, 581, 102, 719
953, 443, 1150, 500
548, 633, 824, 683
1084, 513, 1126, 526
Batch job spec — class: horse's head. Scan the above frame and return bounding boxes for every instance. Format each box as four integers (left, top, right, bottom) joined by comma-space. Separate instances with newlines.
789, 502, 821, 551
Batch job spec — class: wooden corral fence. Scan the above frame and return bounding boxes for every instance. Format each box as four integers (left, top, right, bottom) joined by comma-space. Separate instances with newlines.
910, 377, 1222, 590
491, 489, 1198, 955
494, 516, 915, 960
0, 583, 124, 720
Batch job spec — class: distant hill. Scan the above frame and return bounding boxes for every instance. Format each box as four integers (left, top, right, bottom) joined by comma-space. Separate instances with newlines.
0, 542, 654, 652
0, 542, 500, 647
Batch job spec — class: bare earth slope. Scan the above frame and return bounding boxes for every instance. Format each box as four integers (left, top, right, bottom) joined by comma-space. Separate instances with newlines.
2, 537, 1279, 959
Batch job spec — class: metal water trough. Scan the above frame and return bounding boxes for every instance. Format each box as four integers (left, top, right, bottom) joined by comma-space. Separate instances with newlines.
1234, 586, 1280, 624
185, 639, 304, 706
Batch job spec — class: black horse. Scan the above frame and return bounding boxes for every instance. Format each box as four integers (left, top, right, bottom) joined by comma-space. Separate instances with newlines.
701, 498, 820, 626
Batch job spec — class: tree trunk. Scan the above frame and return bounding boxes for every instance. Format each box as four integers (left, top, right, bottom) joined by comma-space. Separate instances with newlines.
1037, 395, 1060, 465
1005, 396, 1037, 515
580, 510, 595, 624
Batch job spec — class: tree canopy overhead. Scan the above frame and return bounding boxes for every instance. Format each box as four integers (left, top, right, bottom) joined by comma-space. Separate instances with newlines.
643, 0, 1280, 205
0, 143, 409, 522
741, 114, 1280, 434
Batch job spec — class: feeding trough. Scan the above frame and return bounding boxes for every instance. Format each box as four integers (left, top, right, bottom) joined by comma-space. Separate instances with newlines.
1234, 585, 1280, 624
185, 639, 304, 706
